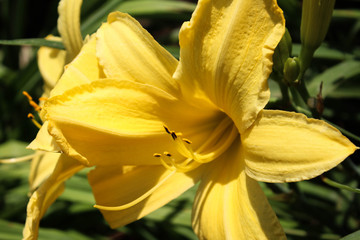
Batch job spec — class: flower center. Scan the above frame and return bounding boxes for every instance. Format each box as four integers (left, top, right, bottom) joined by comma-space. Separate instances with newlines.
94, 116, 239, 212
154, 116, 239, 173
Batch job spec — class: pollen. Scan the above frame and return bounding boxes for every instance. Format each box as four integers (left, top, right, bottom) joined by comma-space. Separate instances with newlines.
171, 132, 177, 140
23, 91, 42, 112
164, 152, 172, 157
163, 125, 171, 134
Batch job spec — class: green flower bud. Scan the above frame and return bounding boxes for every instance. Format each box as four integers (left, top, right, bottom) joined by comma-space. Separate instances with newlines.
283, 57, 301, 86
301, 0, 335, 50
273, 28, 292, 76
299, 0, 336, 79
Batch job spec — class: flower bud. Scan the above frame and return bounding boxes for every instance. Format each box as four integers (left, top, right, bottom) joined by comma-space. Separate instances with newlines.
283, 57, 300, 86
299, 0, 336, 79
301, 0, 335, 50
273, 28, 292, 76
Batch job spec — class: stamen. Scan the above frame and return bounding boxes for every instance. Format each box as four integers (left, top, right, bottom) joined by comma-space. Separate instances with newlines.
0, 153, 39, 164
94, 171, 176, 211
157, 116, 238, 173
171, 132, 177, 140
193, 124, 238, 163
23, 91, 42, 112
27, 113, 42, 129
164, 152, 172, 157
163, 125, 171, 134
38, 97, 48, 101
22, 91, 33, 101
196, 117, 232, 153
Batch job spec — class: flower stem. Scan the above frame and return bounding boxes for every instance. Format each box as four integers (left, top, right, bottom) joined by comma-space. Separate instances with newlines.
321, 176, 360, 194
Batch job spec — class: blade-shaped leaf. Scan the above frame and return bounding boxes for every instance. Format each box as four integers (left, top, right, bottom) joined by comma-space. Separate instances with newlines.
0, 39, 64, 50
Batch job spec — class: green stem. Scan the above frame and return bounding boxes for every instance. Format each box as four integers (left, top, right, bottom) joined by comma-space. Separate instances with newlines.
279, 81, 290, 106
321, 176, 360, 194
296, 79, 320, 118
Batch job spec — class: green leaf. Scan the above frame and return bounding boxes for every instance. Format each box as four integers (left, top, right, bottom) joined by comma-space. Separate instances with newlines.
0, 39, 65, 50
117, 0, 196, 16
340, 230, 360, 240
292, 43, 351, 61
0, 219, 106, 240
333, 9, 360, 20
0, 140, 34, 158
0, 219, 24, 240
59, 172, 95, 205
308, 60, 360, 98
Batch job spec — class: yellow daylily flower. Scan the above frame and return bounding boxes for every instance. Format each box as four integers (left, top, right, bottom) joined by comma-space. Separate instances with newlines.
28, 0, 84, 193
25, 0, 357, 240
38, 0, 83, 96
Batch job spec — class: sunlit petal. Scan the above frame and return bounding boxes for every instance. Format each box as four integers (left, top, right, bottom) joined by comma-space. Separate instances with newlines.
23, 155, 83, 240
27, 121, 61, 153
174, 0, 285, 133
192, 139, 285, 240
29, 152, 60, 192
49, 35, 106, 98
44, 79, 221, 166
96, 12, 180, 96
89, 164, 204, 228
37, 35, 66, 95
57, 0, 83, 61
242, 110, 358, 182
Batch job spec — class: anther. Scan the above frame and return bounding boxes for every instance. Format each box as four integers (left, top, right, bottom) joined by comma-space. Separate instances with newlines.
23, 91, 41, 112
163, 125, 171, 134
164, 152, 172, 157
153, 153, 162, 158
183, 138, 192, 144
27, 113, 42, 129
23, 91, 32, 101
171, 132, 177, 140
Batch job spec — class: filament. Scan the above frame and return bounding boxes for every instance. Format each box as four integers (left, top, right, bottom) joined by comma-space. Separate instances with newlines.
0, 153, 40, 164
28, 113, 42, 129
94, 171, 176, 211
157, 116, 238, 173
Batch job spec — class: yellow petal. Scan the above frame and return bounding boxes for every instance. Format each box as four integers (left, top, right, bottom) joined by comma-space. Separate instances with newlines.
57, 0, 83, 61
23, 155, 83, 240
96, 12, 180, 96
49, 35, 105, 98
192, 139, 285, 240
37, 35, 66, 94
27, 121, 61, 153
88, 164, 204, 228
44, 79, 221, 166
29, 152, 60, 192
242, 110, 358, 182
174, 0, 285, 133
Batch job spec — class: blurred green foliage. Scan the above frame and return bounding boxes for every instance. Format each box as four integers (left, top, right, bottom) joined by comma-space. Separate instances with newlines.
1, 0, 360, 239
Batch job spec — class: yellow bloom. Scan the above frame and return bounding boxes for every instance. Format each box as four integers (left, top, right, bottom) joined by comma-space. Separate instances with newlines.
25, 0, 357, 240
28, 0, 84, 193
38, 0, 83, 97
